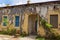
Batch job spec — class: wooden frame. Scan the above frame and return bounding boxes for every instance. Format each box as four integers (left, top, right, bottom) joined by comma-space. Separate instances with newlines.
2, 15, 9, 27
13, 14, 20, 28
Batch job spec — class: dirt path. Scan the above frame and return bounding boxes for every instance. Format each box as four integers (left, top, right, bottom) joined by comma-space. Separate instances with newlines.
0, 35, 36, 40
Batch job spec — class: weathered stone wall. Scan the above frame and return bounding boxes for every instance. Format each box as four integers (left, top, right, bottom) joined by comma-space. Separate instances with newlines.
0, 2, 60, 36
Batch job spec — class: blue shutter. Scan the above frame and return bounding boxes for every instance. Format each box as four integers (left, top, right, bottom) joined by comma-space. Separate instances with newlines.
15, 16, 19, 27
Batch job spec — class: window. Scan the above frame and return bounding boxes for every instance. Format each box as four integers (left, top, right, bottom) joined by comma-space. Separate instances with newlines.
3, 16, 8, 26
50, 15, 58, 28
15, 16, 19, 27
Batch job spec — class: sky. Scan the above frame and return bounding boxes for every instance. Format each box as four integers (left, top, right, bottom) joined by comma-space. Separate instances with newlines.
0, 0, 58, 7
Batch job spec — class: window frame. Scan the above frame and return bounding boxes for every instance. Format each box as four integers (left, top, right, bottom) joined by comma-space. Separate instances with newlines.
2, 15, 8, 27
14, 15, 20, 27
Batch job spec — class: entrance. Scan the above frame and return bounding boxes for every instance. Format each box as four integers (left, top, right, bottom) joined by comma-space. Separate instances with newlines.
28, 14, 37, 35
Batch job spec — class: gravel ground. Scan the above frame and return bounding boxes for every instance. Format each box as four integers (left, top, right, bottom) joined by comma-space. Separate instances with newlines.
0, 35, 36, 40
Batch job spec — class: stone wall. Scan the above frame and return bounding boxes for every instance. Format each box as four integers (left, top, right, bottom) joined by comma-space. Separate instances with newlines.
0, 2, 60, 35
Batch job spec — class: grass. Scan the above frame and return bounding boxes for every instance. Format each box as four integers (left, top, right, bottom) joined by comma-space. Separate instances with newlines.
36, 35, 45, 40
36, 38, 45, 40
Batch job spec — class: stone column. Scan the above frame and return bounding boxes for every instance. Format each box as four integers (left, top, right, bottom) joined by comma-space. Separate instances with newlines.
23, 13, 29, 34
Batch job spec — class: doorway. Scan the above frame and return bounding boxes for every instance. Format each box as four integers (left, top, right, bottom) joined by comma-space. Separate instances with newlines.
28, 14, 37, 35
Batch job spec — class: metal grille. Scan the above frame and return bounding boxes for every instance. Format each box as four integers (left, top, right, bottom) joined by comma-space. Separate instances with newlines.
50, 15, 58, 28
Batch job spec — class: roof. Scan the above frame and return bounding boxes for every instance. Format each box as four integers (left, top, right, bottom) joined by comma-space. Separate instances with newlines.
0, 1, 60, 8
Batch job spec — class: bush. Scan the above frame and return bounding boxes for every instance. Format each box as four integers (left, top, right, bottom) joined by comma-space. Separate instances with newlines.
20, 31, 28, 37
40, 18, 52, 28
36, 38, 45, 40
36, 35, 45, 40
36, 30, 60, 40
36, 34, 60, 40
41, 19, 46, 26
0, 30, 8, 35
0, 28, 16, 35
9, 28, 16, 35
45, 33, 60, 40
45, 23, 52, 28
40, 17, 60, 40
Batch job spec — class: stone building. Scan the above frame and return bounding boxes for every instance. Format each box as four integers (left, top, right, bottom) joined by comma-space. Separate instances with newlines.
0, 1, 60, 36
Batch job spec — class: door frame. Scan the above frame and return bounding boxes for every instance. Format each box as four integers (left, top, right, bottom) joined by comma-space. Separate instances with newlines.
28, 14, 38, 35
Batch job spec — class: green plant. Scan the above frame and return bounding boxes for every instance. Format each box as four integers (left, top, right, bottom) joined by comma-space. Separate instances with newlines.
45, 23, 52, 28
39, 17, 60, 40
40, 18, 52, 28
40, 19, 46, 26
50, 35, 60, 40
0, 28, 16, 35
20, 31, 28, 37
36, 35, 45, 40
36, 38, 45, 40
9, 29, 16, 35
3, 17, 8, 26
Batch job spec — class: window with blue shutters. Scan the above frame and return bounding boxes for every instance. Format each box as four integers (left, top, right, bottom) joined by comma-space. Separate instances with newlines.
15, 16, 19, 27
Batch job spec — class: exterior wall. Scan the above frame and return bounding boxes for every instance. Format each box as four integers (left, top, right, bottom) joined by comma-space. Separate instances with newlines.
46, 5, 60, 35
0, 2, 60, 36
37, 4, 60, 36
0, 7, 25, 31
46, 5, 59, 27
22, 13, 29, 34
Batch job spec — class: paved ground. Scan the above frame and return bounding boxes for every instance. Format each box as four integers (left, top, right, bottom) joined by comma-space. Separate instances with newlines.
0, 35, 36, 40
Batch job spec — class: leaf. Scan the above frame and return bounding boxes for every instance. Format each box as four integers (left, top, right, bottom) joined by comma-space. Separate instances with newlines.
46, 23, 52, 28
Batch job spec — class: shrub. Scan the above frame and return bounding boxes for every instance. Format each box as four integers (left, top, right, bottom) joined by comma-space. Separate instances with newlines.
36, 35, 45, 40
40, 18, 52, 29
45, 33, 60, 40
39, 17, 60, 40
40, 19, 46, 26
20, 31, 28, 37
36, 38, 45, 40
9, 28, 16, 35
0, 28, 16, 35
45, 23, 52, 28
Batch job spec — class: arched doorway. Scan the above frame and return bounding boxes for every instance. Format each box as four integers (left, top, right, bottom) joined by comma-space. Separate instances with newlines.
28, 14, 38, 35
